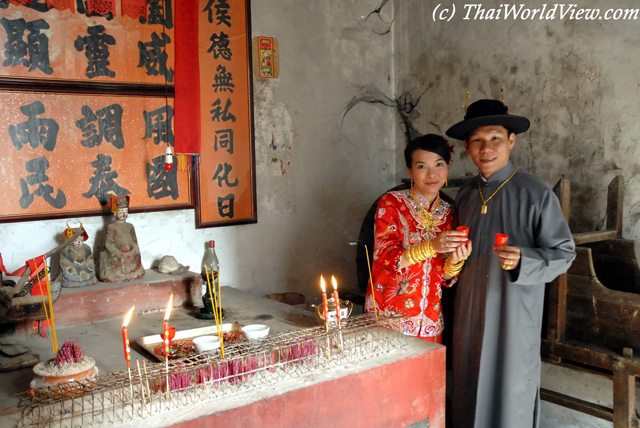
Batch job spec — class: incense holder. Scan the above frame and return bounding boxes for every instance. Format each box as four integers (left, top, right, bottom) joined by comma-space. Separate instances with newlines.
312, 298, 353, 327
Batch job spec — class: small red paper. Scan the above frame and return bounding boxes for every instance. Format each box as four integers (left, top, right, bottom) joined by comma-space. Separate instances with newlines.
122, 0, 147, 19
27, 255, 47, 296
46, 0, 75, 12
8, 0, 31, 6
87, 0, 116, 16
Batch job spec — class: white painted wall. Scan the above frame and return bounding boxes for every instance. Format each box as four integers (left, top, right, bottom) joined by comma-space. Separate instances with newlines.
0, 0, 399, 307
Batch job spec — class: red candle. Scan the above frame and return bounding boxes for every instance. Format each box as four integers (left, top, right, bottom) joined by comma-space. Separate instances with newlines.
331, 276, 341, 328
122, 306, 135, 369
320, 276, 329, 324
163, 294, 174, 357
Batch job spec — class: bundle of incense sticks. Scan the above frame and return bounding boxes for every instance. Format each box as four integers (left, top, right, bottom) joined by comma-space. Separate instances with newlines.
204, 266, 225, 358
35, 257, 58, 353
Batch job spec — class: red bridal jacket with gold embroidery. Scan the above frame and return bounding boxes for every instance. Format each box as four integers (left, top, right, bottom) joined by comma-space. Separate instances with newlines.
365, 189, 455, 339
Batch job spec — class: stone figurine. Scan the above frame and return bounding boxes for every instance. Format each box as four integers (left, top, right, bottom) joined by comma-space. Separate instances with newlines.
98, 196, 145, 283
60, 226, 98, 288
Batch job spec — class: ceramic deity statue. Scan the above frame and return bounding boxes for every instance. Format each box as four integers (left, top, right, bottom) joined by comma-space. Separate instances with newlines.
60, 226, 98, 288
98, 196, 145, 283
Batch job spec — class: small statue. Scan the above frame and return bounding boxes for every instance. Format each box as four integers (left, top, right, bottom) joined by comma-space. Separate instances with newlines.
98, 196, 145, 283
60, 225, 98, 288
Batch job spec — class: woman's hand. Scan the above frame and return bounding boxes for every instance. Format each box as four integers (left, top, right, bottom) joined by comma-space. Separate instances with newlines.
432, 230, 468, 253
449, 241, 472, 265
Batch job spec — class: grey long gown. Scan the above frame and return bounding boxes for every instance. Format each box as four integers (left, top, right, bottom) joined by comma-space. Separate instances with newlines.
451, 161, 575, 428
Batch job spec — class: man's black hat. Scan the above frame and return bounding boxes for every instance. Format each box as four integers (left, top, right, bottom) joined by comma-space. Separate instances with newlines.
446, 99, 530, 140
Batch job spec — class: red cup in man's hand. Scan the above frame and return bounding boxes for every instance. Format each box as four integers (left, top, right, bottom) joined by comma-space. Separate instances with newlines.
495, 233, 508, 246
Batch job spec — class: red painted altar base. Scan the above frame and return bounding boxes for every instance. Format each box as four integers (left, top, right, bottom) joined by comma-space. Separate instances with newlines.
52, 271, 201, 328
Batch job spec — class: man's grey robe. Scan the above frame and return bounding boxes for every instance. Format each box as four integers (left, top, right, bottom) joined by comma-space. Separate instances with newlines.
451, 161, 575, 428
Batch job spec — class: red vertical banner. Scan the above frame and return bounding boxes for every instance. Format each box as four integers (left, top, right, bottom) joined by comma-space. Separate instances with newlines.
195, 0, 255, 227
174, 0, 201, 155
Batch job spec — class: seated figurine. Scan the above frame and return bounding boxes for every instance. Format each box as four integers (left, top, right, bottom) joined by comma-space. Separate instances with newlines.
60, 225, 98, 288
98, 196, 145, 283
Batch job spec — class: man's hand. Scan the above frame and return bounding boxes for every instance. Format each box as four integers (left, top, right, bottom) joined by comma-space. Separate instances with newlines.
494, 245, 521, 270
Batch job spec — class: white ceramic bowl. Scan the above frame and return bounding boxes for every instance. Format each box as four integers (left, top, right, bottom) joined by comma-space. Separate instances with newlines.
193, 335, 221, 353
241, 324, 270, 340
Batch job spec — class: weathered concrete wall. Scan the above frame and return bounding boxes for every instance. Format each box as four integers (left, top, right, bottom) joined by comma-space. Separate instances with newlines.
0, 0, 399, 304
394, 0, 640, 238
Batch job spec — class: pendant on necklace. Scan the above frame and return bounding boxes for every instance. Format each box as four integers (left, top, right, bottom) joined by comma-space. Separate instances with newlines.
481, 204, 487, 214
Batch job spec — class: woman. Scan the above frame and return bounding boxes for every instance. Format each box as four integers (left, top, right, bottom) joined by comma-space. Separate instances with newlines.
365, 134, 471, 343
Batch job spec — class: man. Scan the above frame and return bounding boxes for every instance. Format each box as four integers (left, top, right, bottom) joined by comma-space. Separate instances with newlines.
445, 99, 575, 428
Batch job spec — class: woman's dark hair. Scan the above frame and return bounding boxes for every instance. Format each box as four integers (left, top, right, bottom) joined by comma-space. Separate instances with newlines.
404, 134, 452, 168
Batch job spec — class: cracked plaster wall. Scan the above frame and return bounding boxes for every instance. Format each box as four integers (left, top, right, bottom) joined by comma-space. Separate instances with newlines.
394, 0, 640, 239
0, 0, 399, 305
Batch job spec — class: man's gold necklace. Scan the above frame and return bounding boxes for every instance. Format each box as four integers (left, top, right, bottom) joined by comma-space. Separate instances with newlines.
409, 189, 440, 230
478, 170, 517, 214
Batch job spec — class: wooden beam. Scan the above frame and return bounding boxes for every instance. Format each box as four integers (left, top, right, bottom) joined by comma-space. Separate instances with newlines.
573, 230, 619, 245
607, 176, 624, 238
540, 388, 613, 422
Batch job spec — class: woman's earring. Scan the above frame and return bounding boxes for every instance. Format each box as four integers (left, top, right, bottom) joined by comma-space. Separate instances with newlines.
411, 180, 414, 189
445, 179, 448, 187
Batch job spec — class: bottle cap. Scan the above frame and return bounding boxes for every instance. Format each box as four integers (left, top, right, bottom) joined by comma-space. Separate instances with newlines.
209, 240, 215, 248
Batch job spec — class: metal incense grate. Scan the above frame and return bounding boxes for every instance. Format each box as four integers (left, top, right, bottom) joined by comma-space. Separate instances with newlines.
16, 313, 407, 428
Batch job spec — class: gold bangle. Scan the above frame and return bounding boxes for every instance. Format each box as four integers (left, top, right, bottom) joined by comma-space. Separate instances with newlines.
413, 245, 426, 263
405, 248, 416, 265
423, 240, 437, 259
443, 257, 464, 277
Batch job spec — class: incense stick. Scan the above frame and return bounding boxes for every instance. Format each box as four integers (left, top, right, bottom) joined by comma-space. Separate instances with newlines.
215, 266, 225, 358
33, 258, 55, 354
142, 360, 151, 398
210, 267, 225, 358
364, 245, 378, 321
205, 266, 224, 357
136, 359, 146, 408
43, 257, 58, 351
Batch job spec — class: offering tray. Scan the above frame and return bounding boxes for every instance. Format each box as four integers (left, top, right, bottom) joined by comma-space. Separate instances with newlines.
137, 323, 243, 362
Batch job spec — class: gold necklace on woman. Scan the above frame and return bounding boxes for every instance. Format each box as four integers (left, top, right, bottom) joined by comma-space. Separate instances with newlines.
409, 189, 440, 231
478, 169, 517, 214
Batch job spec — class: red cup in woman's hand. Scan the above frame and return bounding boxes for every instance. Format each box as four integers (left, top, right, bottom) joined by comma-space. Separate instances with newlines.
457, 226, 469, 244
495, 233, 508, 246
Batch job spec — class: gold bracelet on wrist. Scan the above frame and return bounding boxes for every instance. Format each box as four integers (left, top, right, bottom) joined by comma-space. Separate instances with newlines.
426, 240, 437, 258
443, 256, 464, 277
405, 248, 416, 265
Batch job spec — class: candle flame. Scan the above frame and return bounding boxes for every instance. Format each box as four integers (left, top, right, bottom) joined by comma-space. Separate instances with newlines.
331, 275, 338, 290
123, 305, 135, 328
164, 293, 174, 321
320, 275, 326, 293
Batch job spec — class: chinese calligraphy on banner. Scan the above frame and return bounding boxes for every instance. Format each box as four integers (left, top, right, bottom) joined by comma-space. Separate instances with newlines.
195, 0, 256, 227
0, 0, 255, 226
0, 92, 191, 220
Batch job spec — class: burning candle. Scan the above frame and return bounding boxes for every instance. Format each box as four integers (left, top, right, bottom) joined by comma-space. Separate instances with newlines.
163, 294, 174, 357
320, 275, 329, 324
122, 306, 135, 368
331, 275, 341, 327
163, 293, 173, 397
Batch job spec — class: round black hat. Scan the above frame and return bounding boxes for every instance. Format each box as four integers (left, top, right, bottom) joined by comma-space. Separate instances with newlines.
445, 99, 530, 140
